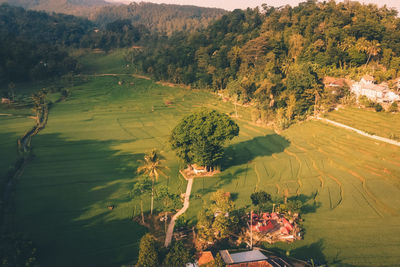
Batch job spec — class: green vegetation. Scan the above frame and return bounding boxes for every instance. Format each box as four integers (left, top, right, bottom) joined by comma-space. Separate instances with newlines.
196, 190, 241, 249
131, 1, 400, 127
1, 49, 399, 266
93, 2, 226, 35
137, 149, 168, 215
162, 241, 192, 267
250, 191, 272, 212
324, 106, 400, 139
170, 109, 239, 169
136, 233, 159, 267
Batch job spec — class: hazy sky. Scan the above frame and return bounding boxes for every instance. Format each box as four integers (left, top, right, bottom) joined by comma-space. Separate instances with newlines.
118, 0, 400, 11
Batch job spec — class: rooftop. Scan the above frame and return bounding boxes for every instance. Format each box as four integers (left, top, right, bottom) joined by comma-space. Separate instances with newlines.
362, 74, 375, 81
198, 251, 214, 266
220, 249, 268, 264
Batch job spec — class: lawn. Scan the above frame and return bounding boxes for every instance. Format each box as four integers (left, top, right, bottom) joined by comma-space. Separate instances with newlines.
4, 50, 400, 266
323, 106, 400, 140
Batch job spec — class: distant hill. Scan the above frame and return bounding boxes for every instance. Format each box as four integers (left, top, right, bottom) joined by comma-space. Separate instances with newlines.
93, 2, 227, 34
0, 0, 226, 32
0, 0, 110, 17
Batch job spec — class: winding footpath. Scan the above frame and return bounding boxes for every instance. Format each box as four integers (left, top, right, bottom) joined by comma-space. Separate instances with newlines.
164, 178, 193, 247
1, 101, 50, 233
317, 117, 400, 147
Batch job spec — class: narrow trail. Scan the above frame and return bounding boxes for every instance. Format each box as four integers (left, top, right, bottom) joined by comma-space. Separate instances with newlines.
164, 178, 193, 247
317, 117, 400, 147
1, 96, 56, 233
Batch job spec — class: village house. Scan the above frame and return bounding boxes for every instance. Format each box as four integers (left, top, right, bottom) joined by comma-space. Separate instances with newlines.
322, 76, 351, 95
219, 249, 292, 267
351, 75, 400, 103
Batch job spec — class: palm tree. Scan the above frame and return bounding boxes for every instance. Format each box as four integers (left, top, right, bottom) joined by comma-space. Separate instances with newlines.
366, 40, 381, 65
137, 149, 168, 215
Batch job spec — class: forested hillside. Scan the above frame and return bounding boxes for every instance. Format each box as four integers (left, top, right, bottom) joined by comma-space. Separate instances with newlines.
131, 1, 400, 128
0, 4, 94, 84
0, 0, 109, 17
0, 4, 150, 85
93, 2, 226, 35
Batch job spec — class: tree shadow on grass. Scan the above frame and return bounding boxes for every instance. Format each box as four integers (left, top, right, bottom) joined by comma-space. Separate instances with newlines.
13, 133, 154, 267
291, 239, 326, 265
288, 193, 322, 215
264, 239, 326, 266
222, 133, 290, 170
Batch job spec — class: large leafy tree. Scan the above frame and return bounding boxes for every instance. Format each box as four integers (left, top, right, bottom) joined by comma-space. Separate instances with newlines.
136, 234, 159, 267
250, 191, 272, 213
170, 109, 239, 169
137, 149, 168, 215
162, 241, 192, 267
196, 190, 242, 248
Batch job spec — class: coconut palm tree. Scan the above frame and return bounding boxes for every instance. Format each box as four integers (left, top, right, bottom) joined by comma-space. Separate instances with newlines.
366, 40, 381, 65
137, 149, 168, 215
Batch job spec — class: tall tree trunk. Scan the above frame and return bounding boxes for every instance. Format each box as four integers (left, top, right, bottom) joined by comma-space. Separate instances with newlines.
366, 54, 372, 66
141, 199, 144, 224
151, 179, 154, 215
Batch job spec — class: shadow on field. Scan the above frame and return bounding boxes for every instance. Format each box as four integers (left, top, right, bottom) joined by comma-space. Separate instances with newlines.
288, 193, 322, 214
16, 133, 150, 267
291, 239, 326, 265
222, 134, 290, 169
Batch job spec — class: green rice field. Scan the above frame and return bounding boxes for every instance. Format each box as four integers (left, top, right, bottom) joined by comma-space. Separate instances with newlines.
1, 51, 400, 266
324, 106, 400, 139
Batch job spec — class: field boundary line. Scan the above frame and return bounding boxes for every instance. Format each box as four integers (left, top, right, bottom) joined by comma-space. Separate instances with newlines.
317, 117, 400, 147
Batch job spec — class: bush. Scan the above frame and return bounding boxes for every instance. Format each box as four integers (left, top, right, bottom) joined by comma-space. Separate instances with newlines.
359, 95, 375, 108
375, 104, 383, 112
389, 102, 398, 112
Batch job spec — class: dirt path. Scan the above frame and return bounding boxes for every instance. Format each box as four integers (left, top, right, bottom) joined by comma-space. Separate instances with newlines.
164, 178, 193, 247
1, 99, 52, 233
317, 117, 400, 147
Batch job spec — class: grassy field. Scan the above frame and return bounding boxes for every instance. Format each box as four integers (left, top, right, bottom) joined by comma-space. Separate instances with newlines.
0, 103, 35, 197
3, 50, 400, 266
324, 106, 400, 139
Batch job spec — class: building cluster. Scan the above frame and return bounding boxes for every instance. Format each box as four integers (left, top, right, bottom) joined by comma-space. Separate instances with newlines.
324, 75, 400, 104
249, 212, 301, 243
188, 249, 295, 267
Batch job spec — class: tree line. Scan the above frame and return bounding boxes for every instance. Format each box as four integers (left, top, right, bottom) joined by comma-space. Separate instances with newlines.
130, 0, 400, 128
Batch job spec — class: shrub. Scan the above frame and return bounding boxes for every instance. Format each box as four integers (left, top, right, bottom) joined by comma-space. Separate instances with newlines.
359, 95, 375, 108
389, 102, 398, 112
375, 104, 383, 112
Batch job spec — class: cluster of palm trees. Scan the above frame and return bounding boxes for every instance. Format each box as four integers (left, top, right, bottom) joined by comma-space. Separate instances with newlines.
339, 36, 381, 66
134, 149, 168, 223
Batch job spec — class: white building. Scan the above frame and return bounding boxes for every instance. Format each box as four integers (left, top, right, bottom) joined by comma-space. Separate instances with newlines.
351, 75, 400, 103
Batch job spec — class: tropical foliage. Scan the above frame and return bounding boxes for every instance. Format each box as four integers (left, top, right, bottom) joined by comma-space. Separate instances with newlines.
131, 1, 400, 126
170, 109, 239, 169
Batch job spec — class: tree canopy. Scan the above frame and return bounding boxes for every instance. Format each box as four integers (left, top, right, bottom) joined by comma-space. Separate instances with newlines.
196, 190, 244, 249
170, 109, 239, 169
130, 1, 400, 126
162, 241, 192, 267
136, 234, 159, 267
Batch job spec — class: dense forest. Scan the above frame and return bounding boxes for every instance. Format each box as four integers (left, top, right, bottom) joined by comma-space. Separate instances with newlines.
0, 4, 93, 84
131, 0, 400, 128
0, 2, 226, 85
93, 2, 226, 35
0, 4, 150, 84
0, 0, 109, 18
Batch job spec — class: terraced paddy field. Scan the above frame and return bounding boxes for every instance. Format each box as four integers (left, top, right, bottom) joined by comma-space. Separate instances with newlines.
2, 51, 399, 266
324, 106, 400, 140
